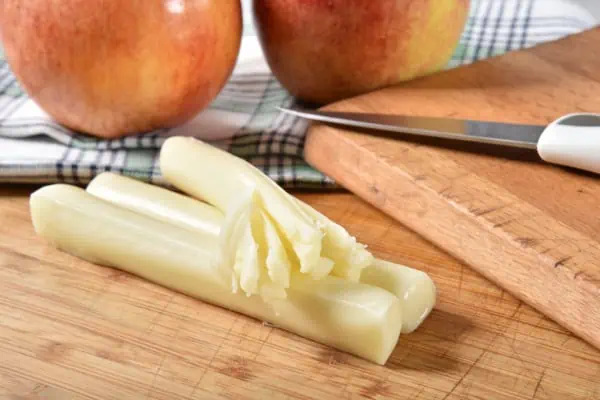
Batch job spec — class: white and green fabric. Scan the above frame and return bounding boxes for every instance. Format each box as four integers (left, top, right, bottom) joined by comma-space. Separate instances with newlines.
0, 0, 597, 189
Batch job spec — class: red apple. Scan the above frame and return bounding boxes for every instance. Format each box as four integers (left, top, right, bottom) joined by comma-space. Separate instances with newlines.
253, 0, 470, 105
0, 0, 242, 138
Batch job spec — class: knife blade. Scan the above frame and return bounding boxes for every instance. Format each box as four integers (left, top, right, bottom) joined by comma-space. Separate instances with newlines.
278, 106, 600, 176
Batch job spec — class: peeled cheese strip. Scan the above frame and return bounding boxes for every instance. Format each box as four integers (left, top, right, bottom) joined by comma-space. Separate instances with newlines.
87, 172, 436, 333
30, 184, 403, 365
159, 137, 372, 283
86, 171, 223, 236
294, 199, 373, 281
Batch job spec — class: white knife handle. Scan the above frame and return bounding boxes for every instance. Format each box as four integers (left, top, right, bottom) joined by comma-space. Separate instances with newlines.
537, 113, 600, 175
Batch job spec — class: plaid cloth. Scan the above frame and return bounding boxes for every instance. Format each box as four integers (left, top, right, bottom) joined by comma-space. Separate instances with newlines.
0, 0, 597, 189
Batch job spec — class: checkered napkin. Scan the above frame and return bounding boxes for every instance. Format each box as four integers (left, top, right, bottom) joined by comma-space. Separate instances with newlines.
0, 0, 597, 189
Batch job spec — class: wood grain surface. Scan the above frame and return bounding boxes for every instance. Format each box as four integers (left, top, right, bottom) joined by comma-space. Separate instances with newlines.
305, 27, 600, 354
1, 184, 600, 399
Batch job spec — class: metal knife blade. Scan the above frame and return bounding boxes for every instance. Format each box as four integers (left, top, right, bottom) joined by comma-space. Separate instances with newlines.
277, 106, 546, 150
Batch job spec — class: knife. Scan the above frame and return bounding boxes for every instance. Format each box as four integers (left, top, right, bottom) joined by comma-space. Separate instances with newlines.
278, 106, 600, 176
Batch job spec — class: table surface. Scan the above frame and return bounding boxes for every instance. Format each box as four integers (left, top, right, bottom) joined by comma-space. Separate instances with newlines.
1, 184, 599, 400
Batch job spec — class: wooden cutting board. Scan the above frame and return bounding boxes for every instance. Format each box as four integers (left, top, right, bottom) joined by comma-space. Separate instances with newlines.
305, 27, 600, 354
2, 185, 600, 399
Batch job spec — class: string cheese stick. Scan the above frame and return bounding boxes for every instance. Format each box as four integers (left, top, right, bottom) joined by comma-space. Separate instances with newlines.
159, 137, 373, 286
87, 172, 436, 333
30, 184, 403, 365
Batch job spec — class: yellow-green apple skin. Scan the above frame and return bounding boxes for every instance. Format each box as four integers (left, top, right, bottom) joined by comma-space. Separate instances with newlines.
0, 0, 243, 138
253, 0, 470, 104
